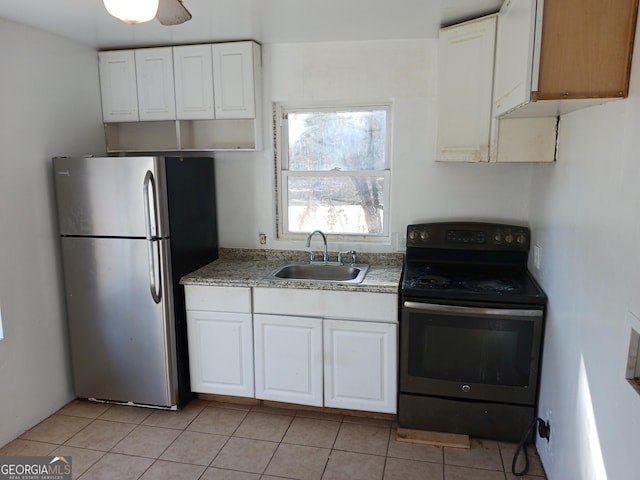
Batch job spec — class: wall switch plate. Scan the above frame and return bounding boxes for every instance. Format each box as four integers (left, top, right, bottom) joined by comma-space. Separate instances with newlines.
392, 232, 406, 251
533, 244, 541, 269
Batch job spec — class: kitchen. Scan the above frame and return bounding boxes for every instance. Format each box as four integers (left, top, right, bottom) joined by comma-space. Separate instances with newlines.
0, 1, 639, 479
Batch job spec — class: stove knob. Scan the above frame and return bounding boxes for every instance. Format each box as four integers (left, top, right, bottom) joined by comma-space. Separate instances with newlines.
462, 384, 471, 393
505, 233, 514, 244
516, 234, 526, 244
408, 230, 418, 241
420, 230, 430, 241
494, 233, 502, 243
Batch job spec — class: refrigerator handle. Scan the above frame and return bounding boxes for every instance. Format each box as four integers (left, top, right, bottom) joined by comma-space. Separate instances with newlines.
143, 170, 158, 240
143, 171, 162, 304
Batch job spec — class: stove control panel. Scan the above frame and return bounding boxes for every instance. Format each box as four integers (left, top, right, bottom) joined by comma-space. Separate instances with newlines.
406, 222, 530, 251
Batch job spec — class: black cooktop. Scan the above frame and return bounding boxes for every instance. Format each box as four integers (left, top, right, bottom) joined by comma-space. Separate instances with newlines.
401, 222, 547, 306
401, 262, 547, 306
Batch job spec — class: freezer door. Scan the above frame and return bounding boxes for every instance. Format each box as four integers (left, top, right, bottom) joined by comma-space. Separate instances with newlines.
53, 156, 169, 238
60, 236, 177, 407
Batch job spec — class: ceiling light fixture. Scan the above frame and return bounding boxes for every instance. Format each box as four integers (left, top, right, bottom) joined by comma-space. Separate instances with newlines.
103, 0, 159, 24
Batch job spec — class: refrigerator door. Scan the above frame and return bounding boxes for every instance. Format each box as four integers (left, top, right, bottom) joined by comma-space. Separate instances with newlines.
60, 236, 177, 407
53, 156, 169, 238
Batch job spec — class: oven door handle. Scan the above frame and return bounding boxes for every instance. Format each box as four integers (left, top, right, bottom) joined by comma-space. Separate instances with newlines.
403, 301, 543, 318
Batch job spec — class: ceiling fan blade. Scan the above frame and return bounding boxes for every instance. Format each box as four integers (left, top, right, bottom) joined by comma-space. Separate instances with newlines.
156, 0, 192, 25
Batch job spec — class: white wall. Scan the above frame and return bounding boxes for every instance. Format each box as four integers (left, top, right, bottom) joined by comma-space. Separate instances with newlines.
213, 40, 535, 252
0, 18, 104, 447
528, 19, 640, 480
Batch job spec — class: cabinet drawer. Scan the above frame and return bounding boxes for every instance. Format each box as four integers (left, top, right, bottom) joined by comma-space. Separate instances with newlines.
184, 285, 251, 313
253, 288, 397, 323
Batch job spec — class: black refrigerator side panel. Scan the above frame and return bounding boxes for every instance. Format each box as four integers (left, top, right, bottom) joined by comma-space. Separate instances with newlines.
165, 156, 219, 407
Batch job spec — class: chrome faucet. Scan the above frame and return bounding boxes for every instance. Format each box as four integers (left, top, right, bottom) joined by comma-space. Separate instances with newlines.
338, 250, 358, 265
305, 230, 328, 264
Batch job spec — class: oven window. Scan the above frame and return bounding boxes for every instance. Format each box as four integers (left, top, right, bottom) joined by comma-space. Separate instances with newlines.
407, 313, 534, 387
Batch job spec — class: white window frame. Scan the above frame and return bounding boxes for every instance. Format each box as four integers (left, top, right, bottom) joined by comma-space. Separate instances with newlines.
275, 102, 392, 243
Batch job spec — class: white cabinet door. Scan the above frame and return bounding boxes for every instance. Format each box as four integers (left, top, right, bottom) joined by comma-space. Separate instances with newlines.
437, 15, 496, 162
212, 42, 258, 119
493, 0, 537, 117
135, 47, 176, 121
187, 310, 254, 397
98, 50, 139, 123
173, 44, 215, 120
323, 319, 397, 413
254, 314, 323, 406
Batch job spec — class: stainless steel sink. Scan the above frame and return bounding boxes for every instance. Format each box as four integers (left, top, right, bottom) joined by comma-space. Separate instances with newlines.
266, 263, 369, 284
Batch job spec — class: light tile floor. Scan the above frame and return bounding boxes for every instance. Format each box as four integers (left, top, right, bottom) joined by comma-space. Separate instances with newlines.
0, 399, 547, 480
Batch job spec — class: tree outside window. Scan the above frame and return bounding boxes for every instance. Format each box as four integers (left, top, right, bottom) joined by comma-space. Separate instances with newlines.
278, 104, 391, 240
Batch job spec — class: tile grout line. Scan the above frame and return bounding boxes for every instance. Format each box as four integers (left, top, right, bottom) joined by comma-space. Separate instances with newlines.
258, 409, 295, 477
11, 400, 548, 479
202, 404, 249, 473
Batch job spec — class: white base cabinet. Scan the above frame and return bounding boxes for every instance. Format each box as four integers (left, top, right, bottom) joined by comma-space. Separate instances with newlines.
185, 286, 254, 397
253, 287, 398, 414
253, 314, 323, 407
323, 319, 397, 413
185, 284, 398, 413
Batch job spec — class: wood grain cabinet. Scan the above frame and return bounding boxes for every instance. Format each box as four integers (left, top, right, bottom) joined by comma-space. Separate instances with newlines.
437, 14, 557, 163
438, 0, 637, 163
494, 0, 638, 117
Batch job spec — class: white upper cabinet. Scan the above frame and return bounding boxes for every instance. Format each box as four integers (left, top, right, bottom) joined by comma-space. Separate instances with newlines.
437, 14, 497, 163
99, 41, 263, 151
173, 44, 215, 120
98, 50, 139, 123
212, 41, 260, 119
492, 0, 536, 118
494, 0, 638, 118
436, 14, 556, 163
135, 47, 176, 121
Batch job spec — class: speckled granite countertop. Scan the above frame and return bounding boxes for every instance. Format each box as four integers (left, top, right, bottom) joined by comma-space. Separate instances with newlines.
180, 249, 403, 293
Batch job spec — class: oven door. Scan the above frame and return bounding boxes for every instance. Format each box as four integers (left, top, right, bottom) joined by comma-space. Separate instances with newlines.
400, 300, 544, 406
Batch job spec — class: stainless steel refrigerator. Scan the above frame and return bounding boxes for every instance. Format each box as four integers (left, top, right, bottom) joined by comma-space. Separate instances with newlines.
53, 155, 218, 409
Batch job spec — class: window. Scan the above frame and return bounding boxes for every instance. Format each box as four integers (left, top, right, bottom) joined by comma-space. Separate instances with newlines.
276, 103, 391, 241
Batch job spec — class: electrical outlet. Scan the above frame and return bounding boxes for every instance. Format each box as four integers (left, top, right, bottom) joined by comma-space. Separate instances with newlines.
533, 244, 541, 269
538, 419, 551, 441
259, 233, 267, 245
